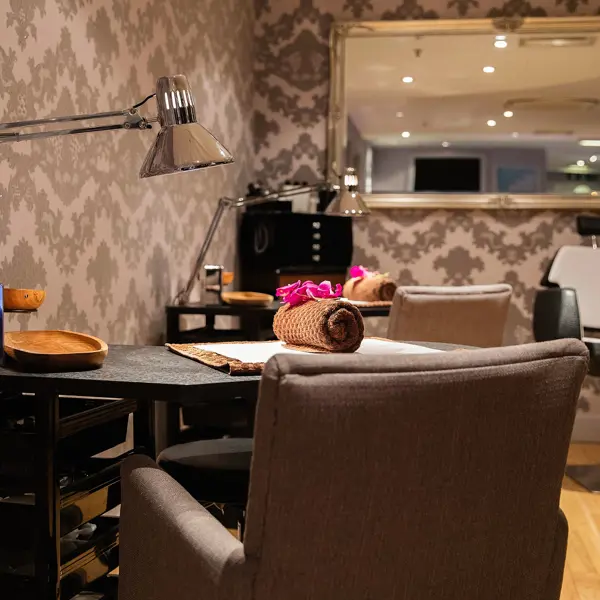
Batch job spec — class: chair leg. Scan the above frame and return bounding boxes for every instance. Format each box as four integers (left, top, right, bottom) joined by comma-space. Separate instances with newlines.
566, 464, 600, 493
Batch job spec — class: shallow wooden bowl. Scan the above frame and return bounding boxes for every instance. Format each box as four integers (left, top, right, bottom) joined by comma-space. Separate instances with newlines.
221, 291, 274, 307
3, 288, 46, 311
4, 330, 108, 372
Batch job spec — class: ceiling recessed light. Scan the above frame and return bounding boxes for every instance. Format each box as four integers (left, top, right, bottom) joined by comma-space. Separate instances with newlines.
503, 110, 514, 118
395, 111, 404, 118
442, 141, 450, 148
512, 132, 519, 138
401, 131, 411, 138
402, 76, 413, 83
495, 35, 506, 41
577, 159, 586, 167
590, 155, 598, 163
494, 40, 508, 49
483, 66, 495, 73
580, 140, 600, 147
487, 120, 497, 127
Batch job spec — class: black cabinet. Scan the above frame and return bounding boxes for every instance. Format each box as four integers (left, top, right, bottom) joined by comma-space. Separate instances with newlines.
239, 212, 353, 294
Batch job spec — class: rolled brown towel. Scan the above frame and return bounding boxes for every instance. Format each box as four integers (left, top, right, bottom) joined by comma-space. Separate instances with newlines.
273, 299, 364, 353
343, 275, 397, 302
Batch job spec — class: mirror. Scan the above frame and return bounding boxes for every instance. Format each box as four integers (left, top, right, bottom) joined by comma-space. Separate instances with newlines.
328, 17, 600, 209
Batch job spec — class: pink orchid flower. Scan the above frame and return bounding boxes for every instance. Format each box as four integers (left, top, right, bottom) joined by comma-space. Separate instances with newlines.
349, 265, 376, 279
276, 280, 342, 306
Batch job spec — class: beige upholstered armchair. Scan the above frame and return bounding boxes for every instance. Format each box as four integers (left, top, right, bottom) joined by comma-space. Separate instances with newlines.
120, 339, 587, 600
388, 284, 513, 347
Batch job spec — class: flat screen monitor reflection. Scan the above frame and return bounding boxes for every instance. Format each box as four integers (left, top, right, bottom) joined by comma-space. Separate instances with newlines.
413, 158, 481, 193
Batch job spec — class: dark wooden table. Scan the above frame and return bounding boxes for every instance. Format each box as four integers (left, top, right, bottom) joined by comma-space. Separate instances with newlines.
0, 345, 261, 600
0, 340, 457, 599
166, 301, 391, 343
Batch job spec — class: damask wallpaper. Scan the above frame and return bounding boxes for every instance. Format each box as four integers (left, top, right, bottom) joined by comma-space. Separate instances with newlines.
0, 0, 254, 343
254, 0, 600, 438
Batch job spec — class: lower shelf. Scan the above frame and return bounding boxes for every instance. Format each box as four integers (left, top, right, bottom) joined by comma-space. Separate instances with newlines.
0, 517, 119, 600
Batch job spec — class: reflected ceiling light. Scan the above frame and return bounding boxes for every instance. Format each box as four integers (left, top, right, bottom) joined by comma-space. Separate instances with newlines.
503, 110, 514, 118
395, 111, 404, 118
577, 160, 586, 167
483, 66, 495, 73
592, 191, 599, 196
580, 140, 600, 147
495, 35, 506, 41
520, 36, 594, 48
487, 120, 497, 127
401, 131, 411, 138
590, 155, 598, 163
442, 141, 450, 148
402, 76, 414, 83
494, 40, 508, 48
512, 132, 519, 138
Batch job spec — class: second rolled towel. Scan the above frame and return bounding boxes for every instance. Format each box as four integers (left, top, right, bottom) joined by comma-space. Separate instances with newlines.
343, 275, 397, 302
273, 298, 364, 353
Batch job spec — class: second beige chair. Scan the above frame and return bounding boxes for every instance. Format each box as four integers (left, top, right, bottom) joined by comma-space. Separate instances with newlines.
388, 284, 512, 347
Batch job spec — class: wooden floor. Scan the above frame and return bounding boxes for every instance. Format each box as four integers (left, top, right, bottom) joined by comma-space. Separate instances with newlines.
561, 444, 600, 599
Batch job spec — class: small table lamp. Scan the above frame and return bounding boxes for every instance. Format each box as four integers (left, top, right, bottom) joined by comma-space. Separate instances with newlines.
173, 167, 370, 305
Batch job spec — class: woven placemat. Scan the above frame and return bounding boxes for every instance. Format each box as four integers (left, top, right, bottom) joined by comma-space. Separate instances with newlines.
167, 339, 466, 376
166, 342, 267, 375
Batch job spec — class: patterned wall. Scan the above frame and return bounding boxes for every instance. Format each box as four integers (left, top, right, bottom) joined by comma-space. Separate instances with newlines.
254, 0, 600, 436
0, 0, 254, 344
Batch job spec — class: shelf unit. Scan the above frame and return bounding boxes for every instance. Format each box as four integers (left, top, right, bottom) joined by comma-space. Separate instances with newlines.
0, 391, 140, 600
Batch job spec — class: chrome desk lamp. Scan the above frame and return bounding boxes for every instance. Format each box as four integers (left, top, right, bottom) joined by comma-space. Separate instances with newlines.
0, 74, 234, 176
173, 167, 370, 306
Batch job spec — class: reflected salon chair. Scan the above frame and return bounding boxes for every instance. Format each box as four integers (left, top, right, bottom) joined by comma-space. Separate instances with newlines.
120, 340, 588, 600
533, 215, 600, 492
387, 284, 513, 347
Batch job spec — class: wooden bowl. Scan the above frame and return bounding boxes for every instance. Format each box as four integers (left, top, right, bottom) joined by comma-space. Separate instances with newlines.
221, 291, 274, 307
3, 288, 46, 311
4, 330, 108, 372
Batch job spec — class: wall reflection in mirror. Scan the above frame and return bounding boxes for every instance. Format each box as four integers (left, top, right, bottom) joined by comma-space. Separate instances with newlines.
344, 27, 600, 197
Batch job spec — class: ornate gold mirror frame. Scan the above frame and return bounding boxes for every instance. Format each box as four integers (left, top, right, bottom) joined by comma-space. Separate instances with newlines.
328, 16, 600, 210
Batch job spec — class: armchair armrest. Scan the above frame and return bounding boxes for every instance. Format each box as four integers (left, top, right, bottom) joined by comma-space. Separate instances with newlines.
119, 455, 252, 600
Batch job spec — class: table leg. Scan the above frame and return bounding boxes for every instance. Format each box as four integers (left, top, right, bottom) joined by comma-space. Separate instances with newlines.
34, 391, 60, 600
153, 402, 181, 455
166, 310, 180, 343
133, 399, 156, 459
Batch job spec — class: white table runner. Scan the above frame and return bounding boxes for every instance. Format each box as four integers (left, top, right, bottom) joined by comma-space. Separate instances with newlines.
193, 338, 441, 364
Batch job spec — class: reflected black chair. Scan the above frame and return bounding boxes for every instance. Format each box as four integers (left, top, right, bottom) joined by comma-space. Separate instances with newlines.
533, 214, 600, 492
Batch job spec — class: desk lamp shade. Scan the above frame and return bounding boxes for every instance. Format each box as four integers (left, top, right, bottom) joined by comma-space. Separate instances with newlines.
140, 75, 234, 178
325, 167, 370, 216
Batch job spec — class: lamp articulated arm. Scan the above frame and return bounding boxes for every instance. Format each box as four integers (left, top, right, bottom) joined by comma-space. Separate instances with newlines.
0, 94, 158, 144
173, 183, 337, 306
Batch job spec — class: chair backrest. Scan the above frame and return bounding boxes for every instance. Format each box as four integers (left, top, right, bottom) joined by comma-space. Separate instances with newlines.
547, 245, 600, 329
243, 340, 588, 600
533, 288, 582, 342
387, 284, 512, 347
